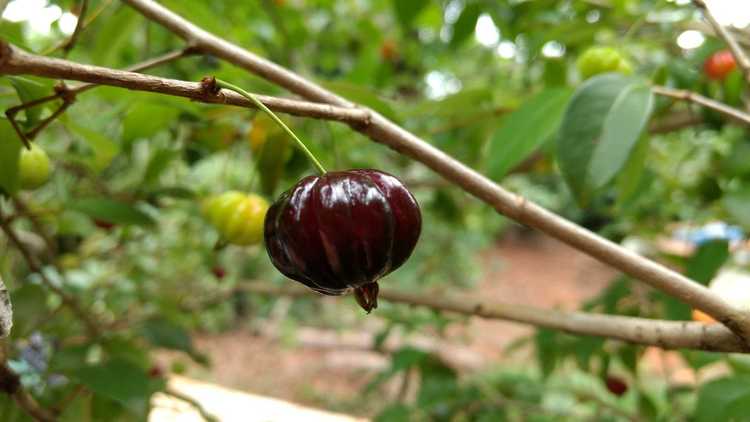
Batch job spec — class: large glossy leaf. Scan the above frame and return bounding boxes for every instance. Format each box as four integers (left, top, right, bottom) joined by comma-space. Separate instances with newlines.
487, 88, 572, 180
69, 198, 155, 226
557, 74, 652, 205
694, 376, 750, 422
588, 83, 654, 189
0, 119, 22, 195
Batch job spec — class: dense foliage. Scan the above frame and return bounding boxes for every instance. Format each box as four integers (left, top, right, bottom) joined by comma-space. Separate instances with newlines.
1, 0, 750, 420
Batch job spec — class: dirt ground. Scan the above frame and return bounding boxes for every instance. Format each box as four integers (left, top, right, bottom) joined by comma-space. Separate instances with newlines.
172, 232, 623, 415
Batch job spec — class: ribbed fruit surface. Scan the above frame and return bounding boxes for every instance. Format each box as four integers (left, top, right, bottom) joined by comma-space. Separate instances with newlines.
202, 191, 269, 245
264, 169, 421, 311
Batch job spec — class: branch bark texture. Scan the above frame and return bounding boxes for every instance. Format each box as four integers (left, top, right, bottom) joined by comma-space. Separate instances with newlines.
0, 43, 369, 125
238, 283, 747, 353
117, 0, 750, 344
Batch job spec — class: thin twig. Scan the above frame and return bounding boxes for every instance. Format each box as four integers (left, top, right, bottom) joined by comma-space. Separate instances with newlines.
693, 0, 750, 83
0, 43, 370, 131
3, 47, 198, 145
41, 0, 114, 56
163, 387, 219, 422
0, 208, 101, 338
61, 0, 89, 56
231, 282, 748, 353
652, 85, 750, 126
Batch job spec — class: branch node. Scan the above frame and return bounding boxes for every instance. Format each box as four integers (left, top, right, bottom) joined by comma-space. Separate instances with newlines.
200, 75, 221, 96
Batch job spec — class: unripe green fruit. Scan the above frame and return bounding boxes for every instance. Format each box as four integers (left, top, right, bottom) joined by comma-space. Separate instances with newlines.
576, 47, 633, 80
19, 143, 51, 190
202, 191, 269, 245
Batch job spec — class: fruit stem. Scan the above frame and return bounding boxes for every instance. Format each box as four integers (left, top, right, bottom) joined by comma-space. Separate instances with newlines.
214, 79, 327, 175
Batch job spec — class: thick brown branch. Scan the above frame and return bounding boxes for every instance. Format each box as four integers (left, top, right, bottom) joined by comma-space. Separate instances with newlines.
652, 85, 750, 126
693, 0, 750, 83
0, 43, 370, 126
236, 282, 747, 353
94, 0, 750, 344
61, 0, 89, 55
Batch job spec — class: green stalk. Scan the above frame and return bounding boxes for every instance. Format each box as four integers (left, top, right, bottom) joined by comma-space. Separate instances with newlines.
215, 79, 326, 175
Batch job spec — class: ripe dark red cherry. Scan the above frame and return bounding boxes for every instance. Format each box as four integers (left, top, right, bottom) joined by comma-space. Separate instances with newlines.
211, 266, 226, 279
264, 169, 421, 312
605, 376, 628, 397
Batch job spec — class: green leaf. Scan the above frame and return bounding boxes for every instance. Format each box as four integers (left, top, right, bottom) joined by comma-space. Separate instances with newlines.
62, 120, 119, 172
588, 83, 654, 189
139, 318, 194, 354
616, 136, 650, 206
93, 8, 140, 65
535, 328, 558, 378
451, 4, 482, 47
375, 404, 412, 422
8, 284, 47, 337
7, 76, 53, 126
556, 74, 644, 205
323, 81, 399, 122
59, 392, 92, 422
69, 198, 155, 226
143, 149, 178, 186
392, 0, 429, 29
0, 119, 22, 195
487, 88, 572, 180
256, 136, 290, 197
71, 359, 154, 415
686, 240, 729, 285
694, 376, 750, 422
724, 189, 750, 230
122, 102, 179, 143
0, 21, 27, 50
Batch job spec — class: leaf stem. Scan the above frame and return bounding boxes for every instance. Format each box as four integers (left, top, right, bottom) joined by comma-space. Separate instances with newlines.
214, 79, 326, 174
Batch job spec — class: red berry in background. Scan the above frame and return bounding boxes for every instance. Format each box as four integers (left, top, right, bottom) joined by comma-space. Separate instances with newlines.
93, 219, 115, 230
264, 169, 421, 313
212, 266, 226, 279
148, 365, 164, 379
704, 50, 736, 81
605, 376, 628, 397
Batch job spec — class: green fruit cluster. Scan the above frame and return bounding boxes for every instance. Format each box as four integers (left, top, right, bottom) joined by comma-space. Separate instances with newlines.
202, 191, 269, 245
576, 47, 633, 80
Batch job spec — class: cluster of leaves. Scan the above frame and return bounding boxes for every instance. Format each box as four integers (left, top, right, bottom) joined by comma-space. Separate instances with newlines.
0, 0, 749, 420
